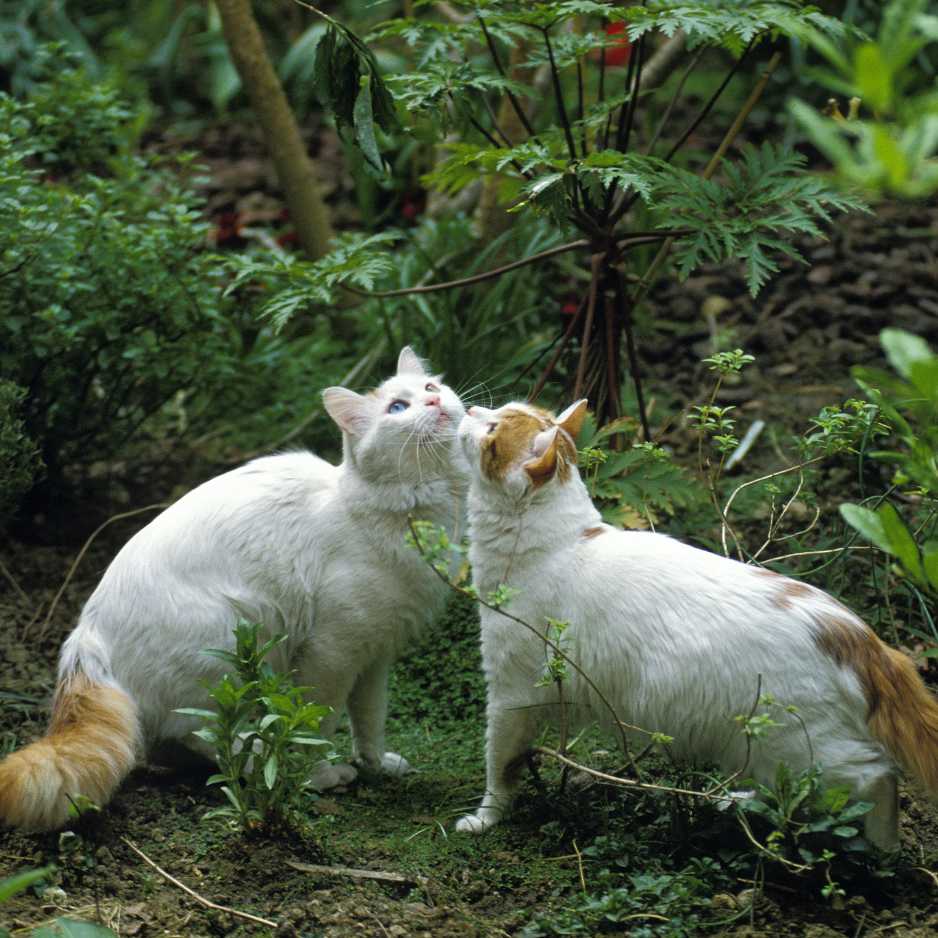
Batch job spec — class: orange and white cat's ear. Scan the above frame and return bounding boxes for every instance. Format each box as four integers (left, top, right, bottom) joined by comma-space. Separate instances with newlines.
556, 398, 589, 442
397, 346, 427, 375
322, 387, 373, 436
524, 428, 560, 488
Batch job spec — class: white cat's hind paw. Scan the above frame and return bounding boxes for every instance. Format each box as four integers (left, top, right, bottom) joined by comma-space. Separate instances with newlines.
455, 810, 500, 834
380, 752, 412, 776
308, 762, 358, 790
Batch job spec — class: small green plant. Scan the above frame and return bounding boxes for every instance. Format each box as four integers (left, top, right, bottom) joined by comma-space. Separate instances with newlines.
840, 329, 938, 594
0, 380, 43, 525
177, 621, 331, 832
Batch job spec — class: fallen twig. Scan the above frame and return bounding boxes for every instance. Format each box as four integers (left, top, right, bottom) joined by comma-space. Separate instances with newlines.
0, 556, 29, 604
121, 837, 278, 929
287, 859, 426, 885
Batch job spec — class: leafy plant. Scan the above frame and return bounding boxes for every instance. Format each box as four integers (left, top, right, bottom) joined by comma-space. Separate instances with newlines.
840, 329, 938, 594
177, 621, 331, 831
790, 0, 938, 197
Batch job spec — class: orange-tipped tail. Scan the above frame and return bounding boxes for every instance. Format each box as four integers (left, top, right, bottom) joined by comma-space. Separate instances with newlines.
0, 672, 139, 830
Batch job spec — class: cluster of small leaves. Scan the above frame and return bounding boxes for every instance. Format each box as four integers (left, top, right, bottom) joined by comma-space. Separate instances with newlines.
801, 398, 890, 458
535, 617, 571, 687
655, 143, 867, 295
405, 518, 466, 581
840, 329, 938, 593
689, 404, 739, 455
702, 348, 755, 376
177, 622, 331, 831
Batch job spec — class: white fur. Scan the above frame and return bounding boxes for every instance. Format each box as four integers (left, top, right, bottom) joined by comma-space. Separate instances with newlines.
58, 348, 467, 785
454, 404, 899, 847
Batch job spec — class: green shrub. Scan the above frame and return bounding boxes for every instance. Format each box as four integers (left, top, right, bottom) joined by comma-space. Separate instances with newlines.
0, 381, 43, 524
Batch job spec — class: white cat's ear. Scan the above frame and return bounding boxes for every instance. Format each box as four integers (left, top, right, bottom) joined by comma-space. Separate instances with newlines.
524, 428, 560, 488
556, 398, 589, 442
322, 387, 373, 436
397, 346, 427, 375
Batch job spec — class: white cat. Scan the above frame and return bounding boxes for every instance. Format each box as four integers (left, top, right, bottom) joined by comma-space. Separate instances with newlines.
0, 348, 467, 831
453, 399, 938, 850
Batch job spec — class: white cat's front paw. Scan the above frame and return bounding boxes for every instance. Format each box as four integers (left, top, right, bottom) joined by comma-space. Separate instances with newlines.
379, 752, 412, 776
308, 761, 358, 790
454, 809, 501, 834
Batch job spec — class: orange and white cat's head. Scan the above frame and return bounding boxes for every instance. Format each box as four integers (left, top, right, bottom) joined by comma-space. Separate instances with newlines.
458, 399, 588, 499
322, 347, 466, 482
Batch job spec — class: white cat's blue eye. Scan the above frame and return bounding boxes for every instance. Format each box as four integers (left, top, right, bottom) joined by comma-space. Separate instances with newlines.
388, 400, 409, 414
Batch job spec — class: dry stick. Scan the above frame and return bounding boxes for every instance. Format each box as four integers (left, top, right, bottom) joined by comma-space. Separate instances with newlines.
478, 15, 536, 138
628, 50, 783, 308
122, 837, 278, 929
31, 503, 169, 641
613, 267, 649, 441
287, 860, 426, 885
720, 456, 825, 558
0, 556, 29, 605
574, 254, 604, 399
527, 293, 588, 402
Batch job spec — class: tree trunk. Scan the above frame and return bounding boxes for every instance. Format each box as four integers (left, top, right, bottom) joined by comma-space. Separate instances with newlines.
216, 0, 334, 259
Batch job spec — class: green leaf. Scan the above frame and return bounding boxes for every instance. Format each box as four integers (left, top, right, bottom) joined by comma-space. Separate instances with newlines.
0, 866, 55, 902
854, 43, 891, 113
839, 503, 891, 552
923, 540, 938, 590
878, 502, 925, 584
880, 328, 932, 381
264, 753, 278, 790
832, 825, 859, 838
353, 73, 384, 172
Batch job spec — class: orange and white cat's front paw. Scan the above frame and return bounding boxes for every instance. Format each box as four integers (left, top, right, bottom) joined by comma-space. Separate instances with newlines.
308, 761, 358, 790
455, 808, 501, 834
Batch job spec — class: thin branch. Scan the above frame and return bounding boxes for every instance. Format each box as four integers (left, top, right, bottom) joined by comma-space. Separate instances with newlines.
645, 46, 704, 157
344, 239, 588, 297
30, 504, 170, 641
527, 294, 587, 402
541, 26, 578, 162
574, 254, 603, 399
614, 266, 650, 440
0, 557, 29, 605
122, 837, 278, 929
763, 545, 875, 565
478, 15, 536, 137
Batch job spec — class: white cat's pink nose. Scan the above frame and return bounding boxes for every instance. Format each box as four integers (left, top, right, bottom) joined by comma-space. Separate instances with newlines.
425, 394, 441, 407
468, 406, 479, 416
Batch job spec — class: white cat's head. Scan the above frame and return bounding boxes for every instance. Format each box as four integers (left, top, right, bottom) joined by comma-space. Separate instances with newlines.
323, 347, 466, 482
458, 399, 588, 499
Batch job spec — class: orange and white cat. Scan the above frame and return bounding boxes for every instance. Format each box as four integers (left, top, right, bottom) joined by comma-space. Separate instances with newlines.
454, 399, 938, 850
0, 348, 467, 831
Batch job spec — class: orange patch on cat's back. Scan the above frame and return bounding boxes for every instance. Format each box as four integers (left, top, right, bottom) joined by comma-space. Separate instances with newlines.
753, 567, 817, 610
581, 525, 607, 540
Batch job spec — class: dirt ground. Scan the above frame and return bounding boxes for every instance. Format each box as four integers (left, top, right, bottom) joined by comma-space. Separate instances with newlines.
2, 187, 938, 936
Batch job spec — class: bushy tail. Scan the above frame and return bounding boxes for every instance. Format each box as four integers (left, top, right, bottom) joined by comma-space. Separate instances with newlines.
0, 672, 139, 830
867, 644, 938, 795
